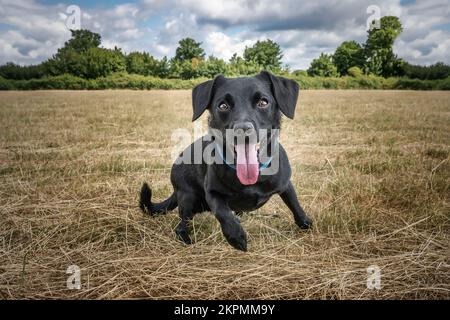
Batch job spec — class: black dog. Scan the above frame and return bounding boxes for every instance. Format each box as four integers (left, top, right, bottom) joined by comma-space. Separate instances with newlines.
140, 71, 312, 251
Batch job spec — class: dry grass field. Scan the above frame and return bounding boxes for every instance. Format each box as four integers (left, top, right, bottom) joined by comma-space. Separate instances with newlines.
0, 89, 449, 299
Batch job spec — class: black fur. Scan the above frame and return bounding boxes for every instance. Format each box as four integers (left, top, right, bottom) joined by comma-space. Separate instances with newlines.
140, 71, 312, 251
139, 183, 177, 215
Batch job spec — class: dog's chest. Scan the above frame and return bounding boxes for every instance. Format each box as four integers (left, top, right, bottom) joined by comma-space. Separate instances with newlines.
227, 189, 273, 212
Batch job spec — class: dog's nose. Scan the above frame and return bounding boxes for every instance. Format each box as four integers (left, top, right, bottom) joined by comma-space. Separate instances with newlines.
233, 122, 255, 136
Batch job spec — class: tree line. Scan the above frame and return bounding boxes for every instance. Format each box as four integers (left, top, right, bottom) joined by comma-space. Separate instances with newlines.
306, 16, 450, 80
1, 16, 449, 82
0, 31, 284, 80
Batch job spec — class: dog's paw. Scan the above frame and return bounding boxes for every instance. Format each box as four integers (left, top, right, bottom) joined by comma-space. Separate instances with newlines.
296, 216, 313, 230
175, 229, 192, 245
220, 218, 248, 252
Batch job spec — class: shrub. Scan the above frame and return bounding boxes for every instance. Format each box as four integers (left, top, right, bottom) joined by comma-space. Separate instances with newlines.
292, 70, 308, 77
307, 53, 339, 77
436, 77, 450, 90
1, 73, 449, 91
0, 76, 12, 90
394, 78, 434, 90
404, 62, 450, 80
382, 77, 397, 89
178, 59, 201, 80
0, 62, 47, 80
200, 56, 227, 78
83, 47, 126, 79
226, 56, 261, 77
356, 75, 383, 89
347, 66, 363, 77
333, 41, 364, 75
35, 74, 88, 89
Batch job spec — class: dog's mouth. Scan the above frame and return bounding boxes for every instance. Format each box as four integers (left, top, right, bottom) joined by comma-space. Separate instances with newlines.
216, 128, 275, 186
234, 142, 260, 186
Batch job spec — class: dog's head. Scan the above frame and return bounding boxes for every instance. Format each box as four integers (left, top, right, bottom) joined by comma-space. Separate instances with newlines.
192, 71, 299, 185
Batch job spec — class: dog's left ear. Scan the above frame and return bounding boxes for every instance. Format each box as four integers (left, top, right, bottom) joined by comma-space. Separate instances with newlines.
192, 75, 224, 121
257, 71, 299, 119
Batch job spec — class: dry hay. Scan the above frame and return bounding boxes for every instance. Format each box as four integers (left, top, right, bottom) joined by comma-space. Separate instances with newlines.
0, 90, 449, 299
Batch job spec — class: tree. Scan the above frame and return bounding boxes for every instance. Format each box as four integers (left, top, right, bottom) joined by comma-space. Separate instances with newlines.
48, 48, 87, 77
174, 38, 205, 62
47, 29, 102, 77
229, 53, 240, 65
201, 56, 227, 78
243, 40, 283, 70
333, 41, 365, 75
403, 62, 450, 80
83, 47, 126, 78
0, 62, 46, 80
364, 16, 404, 77
178, 58, 201, 79
227, 53, 261, 76
177, 56, 228, 80
307, 53, 338, 77
292, 70, 308, 77
62, 29, 101, 54
126, 51, 158, 76
152, 57, 170, 78
347, 66, 363, 77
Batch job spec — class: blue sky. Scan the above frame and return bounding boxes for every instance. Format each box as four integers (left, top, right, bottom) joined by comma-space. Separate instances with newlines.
1, 0, 449, 69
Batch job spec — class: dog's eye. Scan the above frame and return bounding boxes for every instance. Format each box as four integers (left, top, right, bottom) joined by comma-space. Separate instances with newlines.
257, 98, 269, 108
218, 103, 229, 111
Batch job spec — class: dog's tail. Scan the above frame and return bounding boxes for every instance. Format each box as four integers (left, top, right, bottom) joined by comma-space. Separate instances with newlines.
139, 182, 178, 215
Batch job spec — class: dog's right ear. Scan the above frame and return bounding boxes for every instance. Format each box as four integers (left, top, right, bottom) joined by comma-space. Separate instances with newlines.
257, 71, 299, 119
192, 75, 224, 121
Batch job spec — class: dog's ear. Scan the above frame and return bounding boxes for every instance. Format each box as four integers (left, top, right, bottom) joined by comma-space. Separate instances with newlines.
257, 71, 299, 119
192, 75, 224, 121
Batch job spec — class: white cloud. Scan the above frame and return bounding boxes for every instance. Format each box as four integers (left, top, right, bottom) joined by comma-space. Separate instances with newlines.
0, 0, 69, 64
0, 0, 449, 69
204, 32, 254, 61
396, 30, 450, 65
110, 3, 139, 18
395, 0, 450, 65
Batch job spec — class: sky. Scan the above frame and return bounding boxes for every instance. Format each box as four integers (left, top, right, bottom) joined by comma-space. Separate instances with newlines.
0, 0, 449, 70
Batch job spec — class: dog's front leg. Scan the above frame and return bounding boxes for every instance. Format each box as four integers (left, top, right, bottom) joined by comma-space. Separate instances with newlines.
280, 181, 313, 229
206, 191, 247, 251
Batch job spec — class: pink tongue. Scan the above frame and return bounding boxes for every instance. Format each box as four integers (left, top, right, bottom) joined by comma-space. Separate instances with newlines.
236, 143, 259, 185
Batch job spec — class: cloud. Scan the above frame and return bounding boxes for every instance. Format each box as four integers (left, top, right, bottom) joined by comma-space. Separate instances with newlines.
396, 29, 450, 65
0, 0, 167, 64
204, 31, 255, 61
0, 0, 449, 69
0, 0, 69, 64
182, 0, 402, 31
179, 0, 450, 68
395, 0, 450, 65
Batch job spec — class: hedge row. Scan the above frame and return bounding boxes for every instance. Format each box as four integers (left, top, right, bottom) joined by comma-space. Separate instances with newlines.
1, 73, 449, 90
289, 74, 450, 90
0, 73, 206, 90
